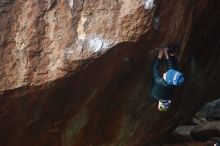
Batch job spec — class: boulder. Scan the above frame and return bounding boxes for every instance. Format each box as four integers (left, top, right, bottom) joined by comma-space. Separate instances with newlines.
163, 125, 194, 144
0, 0, 220, 146
196, 98, 220, 121
205, 137, 220, 146
191, 125, 220, 141
171, 126, 194, 142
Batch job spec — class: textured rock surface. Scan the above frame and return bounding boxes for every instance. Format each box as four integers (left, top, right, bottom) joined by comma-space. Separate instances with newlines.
0, 0, 150, 90
191, 121, 220, 141
165, 122, 220, 144
165, 125, 194, 143
0, 0, 220, 146
196, 98, 220, 121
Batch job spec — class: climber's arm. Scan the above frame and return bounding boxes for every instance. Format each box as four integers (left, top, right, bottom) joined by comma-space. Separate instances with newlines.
152, 49, 163, 82
164, 48, 176, 70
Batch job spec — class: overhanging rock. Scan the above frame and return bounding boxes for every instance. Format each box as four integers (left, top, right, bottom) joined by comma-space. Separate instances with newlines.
0, 0, 220, 146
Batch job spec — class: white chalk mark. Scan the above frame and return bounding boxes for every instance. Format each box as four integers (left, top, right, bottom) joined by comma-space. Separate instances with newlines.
144, 0, 155, 9
88, 36, 112, 53
68, 0, 74, 8
89, 37, 103, 52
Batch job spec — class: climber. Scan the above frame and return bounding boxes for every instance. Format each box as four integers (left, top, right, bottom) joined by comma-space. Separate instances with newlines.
149, 45, 184, 111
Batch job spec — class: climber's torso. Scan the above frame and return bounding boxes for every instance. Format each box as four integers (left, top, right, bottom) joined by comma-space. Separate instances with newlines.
150, 76, 174, 101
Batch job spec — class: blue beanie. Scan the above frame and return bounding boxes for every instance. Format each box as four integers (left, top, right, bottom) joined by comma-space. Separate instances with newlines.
165, 69, 184, 86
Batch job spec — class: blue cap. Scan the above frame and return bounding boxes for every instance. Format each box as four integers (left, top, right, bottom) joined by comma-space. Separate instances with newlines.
165, 69, 184, 86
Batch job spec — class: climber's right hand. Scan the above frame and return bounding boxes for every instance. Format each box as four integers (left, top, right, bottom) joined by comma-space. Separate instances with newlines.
163, 48, 169, 59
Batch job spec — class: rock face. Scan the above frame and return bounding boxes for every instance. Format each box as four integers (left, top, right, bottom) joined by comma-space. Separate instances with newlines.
191, 124, 220, 141
165, 121, 220, 144
191, 121, 220, 141
0, 0, 220, 146
0, 0, 150, 90
196, 98, 220, 121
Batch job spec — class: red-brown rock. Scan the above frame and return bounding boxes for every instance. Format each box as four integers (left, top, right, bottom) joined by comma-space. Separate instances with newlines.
0, 0, 220, 146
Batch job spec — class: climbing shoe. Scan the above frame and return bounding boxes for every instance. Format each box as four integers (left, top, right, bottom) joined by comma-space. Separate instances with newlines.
158, 99, 171, 111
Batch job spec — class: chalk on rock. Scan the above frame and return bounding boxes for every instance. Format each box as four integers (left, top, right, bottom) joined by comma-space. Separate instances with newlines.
144, 0, 155, 10
89, 37, 103, 53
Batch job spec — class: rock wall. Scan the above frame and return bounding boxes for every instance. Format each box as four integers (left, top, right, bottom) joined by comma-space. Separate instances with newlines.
0, 0, 151, 91
0, 0, 220, 146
